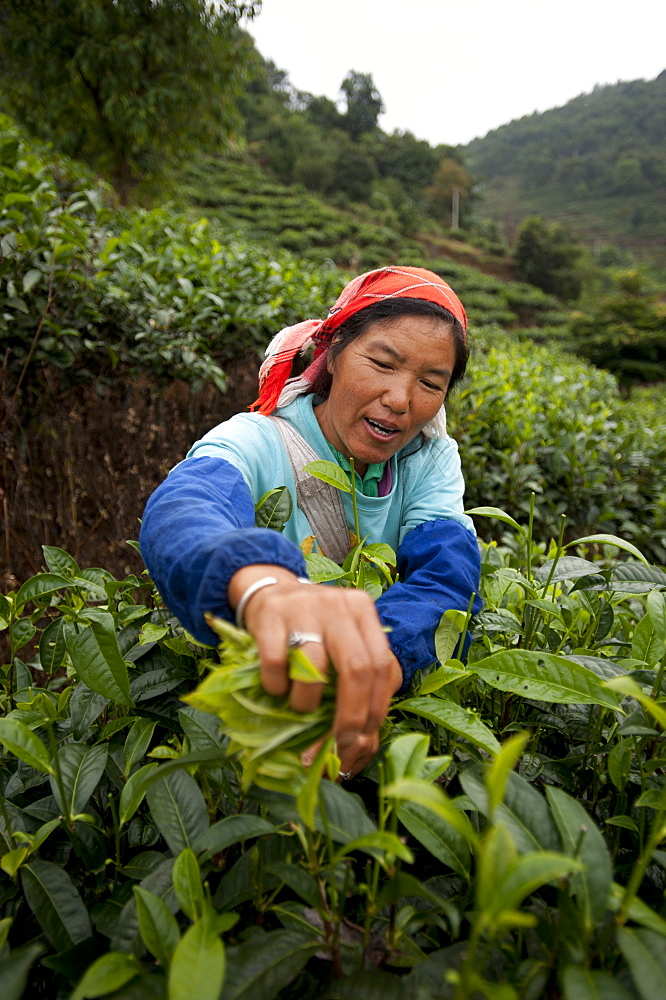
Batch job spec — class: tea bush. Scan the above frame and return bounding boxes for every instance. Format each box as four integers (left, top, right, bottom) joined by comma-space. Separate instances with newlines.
449, 337, 666, 565
1, 501, 665, 999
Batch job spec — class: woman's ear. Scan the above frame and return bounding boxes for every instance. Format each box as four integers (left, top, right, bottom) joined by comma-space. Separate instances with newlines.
326, 339, 341, 376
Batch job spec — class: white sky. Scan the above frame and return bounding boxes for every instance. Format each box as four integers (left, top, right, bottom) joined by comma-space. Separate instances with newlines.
245, 0, 665, 146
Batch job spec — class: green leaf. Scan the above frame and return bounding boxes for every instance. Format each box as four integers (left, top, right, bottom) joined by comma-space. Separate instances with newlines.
384, 778, 476, 844
631, 614, 665, 666
333, 831, 413, 864
303, 552, 347, 582
38, 617, 69, 674
172, 849, 204, 921
461, 766, 560, 853
465, 506, 527, 538
222, 930, 318, 1000
67, 615, 133, 707
490, 851, 583, 917
303, 460, 351, 492
22, 860, 92, 952
608, 740, 632, 791
51, 744, 108, 816
0, 943, 44, 1000
418, 662, 468, 694
195, 815, 276, 860
646, 590, 666, 641
564, 533, 648, 565
146, 770, 209, 855
42, 545, 80, 577
604, 676, 666, 729
434, 609, 467, 664
21, 268, 42, 293
133, 886, 180, 967
70, 952, 141, 1000
486, 732, 530, 820
123, 719, 157, 778
546, 786, 612, 925
255, 486, 293, 531
384, 732, 430, 783
71, 685, 109, 740
470, 649, 621, 708
398, 802, 471, 878
168, 919, 225, 1000
617, 927, 666, 1000
0, 718, 53, 774
15, 573, 71, 612
396, 696, 501, 756
562, 966, 634, 1000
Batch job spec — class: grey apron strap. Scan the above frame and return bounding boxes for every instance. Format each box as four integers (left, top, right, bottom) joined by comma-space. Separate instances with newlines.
268, 415, 351, 565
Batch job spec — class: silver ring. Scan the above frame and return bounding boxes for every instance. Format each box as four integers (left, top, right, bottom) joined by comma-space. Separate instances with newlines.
287, 631, 324, 649
338, 770, 352, 780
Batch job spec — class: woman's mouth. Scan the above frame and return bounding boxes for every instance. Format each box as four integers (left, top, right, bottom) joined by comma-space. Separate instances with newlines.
364, 417, 400, 440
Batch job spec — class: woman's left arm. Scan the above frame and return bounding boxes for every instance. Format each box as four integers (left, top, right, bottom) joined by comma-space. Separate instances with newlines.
374, 517, 482, 692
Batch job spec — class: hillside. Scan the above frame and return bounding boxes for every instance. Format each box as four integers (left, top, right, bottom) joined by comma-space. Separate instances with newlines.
465, 73, 666, 273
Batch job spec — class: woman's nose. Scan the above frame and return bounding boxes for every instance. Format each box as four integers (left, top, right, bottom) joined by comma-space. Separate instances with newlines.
381, 378, 410, 413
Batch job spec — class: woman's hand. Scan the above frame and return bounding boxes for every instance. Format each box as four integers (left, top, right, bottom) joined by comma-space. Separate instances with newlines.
228, 565, 403, 751
302, 732, 379, 781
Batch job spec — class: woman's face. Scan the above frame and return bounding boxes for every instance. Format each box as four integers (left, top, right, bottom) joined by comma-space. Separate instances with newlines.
314, 314, 457, 476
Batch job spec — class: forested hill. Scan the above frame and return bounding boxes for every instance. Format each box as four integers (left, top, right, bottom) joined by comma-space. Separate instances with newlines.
464, 73, 666, 270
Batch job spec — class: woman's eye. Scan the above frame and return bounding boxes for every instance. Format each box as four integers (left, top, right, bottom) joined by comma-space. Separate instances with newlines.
372, 359, 392, 370
422, 380, 445, 392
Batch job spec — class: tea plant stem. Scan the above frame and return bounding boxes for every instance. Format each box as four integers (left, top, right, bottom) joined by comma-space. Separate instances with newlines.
108, 793, 122, 884
651, 656, 665, 700
0, 793, 15, 844
617, 799, 666, 924
44, 720, 71, 829
455, 591, 478, 662
525, 492, 536, 583
348, 458, 361, 545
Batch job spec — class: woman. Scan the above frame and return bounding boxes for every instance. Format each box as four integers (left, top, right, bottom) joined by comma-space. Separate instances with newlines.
140, 266, 481, 777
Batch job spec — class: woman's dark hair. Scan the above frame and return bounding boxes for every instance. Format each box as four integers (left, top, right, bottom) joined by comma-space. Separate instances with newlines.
310, 297, 469, 401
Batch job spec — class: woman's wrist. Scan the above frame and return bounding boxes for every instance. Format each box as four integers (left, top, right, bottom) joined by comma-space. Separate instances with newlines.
228, 565, 311, 628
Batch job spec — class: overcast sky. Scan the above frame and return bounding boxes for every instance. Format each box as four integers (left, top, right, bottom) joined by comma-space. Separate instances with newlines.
246, 0, 665, 147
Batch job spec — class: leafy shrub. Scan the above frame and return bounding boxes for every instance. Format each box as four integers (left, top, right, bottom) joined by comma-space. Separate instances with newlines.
1, 504, 665, 998
450, 336, 666, 564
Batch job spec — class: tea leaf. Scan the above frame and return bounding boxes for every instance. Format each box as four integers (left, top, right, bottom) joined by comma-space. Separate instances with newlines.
196, 815, 276, 860
470, 650, 621, 708
172, 848, 204, 922
465, 506, 527, 538
70, 952, 140, 1000
133, 886, 180, 968
561, 966, 634, 1000
398, 802, 471, 879
66, 615, 133, 707
546, 786, 613, 925
333, 831, 413, 864
51, 744, 108, 817
564, 533, 648, 565
0, 718, 53, 775
222, 930, 319, 1000
22, 860, 92, 952
168, 919, 225, 1000
255, 486, 293, 531
396, 696, 501, 756
0, 942, 43, 1000
303, 460, 351, 493
435, 609, 468, 664
146, 770, 209, 855
617, 927, 666, 1000
16, 574, 72, 612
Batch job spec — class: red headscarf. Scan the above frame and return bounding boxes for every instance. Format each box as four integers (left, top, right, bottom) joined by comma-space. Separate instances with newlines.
251, 265, 467, 416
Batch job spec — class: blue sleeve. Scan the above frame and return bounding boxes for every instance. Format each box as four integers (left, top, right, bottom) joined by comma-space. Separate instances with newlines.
374, 518, 482, 692
139, 456, 307, 646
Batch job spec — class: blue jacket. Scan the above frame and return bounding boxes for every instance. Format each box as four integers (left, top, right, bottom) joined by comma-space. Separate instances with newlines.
140, 395, 482, 689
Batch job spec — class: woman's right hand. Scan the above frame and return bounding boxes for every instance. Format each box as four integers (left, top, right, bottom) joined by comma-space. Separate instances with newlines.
228, 565, 403, 748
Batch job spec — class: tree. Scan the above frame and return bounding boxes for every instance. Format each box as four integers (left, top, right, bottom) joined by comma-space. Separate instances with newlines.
426, 158, 473, 227
514, 216, 585, 301
0, 0, 261, 201
340, 70, 384, 139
